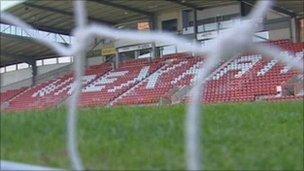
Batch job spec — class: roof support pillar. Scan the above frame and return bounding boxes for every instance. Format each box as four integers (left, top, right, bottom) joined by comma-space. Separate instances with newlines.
150, 14, 157, 30
291, 17, 300, 43
193, 9, 198, 40
114, 52, 119, 69
240, 0, 247, 17
151, 42, 156, 60
150, 14, 157, 61
30, 61, 37, 86
134, 50, 140, 59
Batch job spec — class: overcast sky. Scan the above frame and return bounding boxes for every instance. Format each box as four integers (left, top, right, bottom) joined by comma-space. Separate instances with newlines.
1, 0, 25, 11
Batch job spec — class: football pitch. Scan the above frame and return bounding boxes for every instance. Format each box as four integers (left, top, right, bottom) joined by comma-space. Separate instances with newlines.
1, 101, 303, 170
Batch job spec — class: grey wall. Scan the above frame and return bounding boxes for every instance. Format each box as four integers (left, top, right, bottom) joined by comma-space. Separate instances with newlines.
197, 4, 240, 20
269, 28, 290, 40
0, 63, 70, 87
88, 56, 105, 66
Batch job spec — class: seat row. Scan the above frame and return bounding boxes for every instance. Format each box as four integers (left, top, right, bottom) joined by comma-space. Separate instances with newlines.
1, 40, 303, 111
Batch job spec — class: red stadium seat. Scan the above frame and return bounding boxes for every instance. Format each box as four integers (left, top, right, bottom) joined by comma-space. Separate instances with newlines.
2, 40, 303, 112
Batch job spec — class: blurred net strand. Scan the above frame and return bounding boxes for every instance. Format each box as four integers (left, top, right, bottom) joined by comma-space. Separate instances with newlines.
1, 0, 303, 170
0, 160, 62, 171
66, 1, 88, 170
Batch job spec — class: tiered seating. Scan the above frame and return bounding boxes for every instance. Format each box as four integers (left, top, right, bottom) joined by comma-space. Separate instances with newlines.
5, 63, 112, 111
115, 40, 301, 105
5, 79, 66, 111
79, 59, 162, 107
114, 54, 204, 105
195, 40, 303, 103
119, 58, 150, 68
281, 51, 303, 74
2, 40, 303, 111
0, 87, 27, 104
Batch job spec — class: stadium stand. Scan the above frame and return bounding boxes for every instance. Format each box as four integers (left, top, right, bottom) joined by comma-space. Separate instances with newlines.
3, 63, 111, 111
0, 87, 27, 104
80, 58, 161, 107
199, 40, 304, 103
1, 40, 303, 111
114, 53, 204, 105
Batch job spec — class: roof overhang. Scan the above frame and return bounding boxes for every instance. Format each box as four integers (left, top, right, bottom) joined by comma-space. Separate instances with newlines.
3, 0, 303, 36
0, 33, 68, 67
1, 0, 302, 67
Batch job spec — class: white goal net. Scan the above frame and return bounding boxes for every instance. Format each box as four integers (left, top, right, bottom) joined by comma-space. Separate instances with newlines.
0, 0, 303, 170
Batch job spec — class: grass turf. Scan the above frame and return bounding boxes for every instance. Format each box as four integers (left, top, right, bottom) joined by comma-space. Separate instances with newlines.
1, 101, 303, 170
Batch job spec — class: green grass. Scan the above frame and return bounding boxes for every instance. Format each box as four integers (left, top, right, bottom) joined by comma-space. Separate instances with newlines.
1, 101, 303, 170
